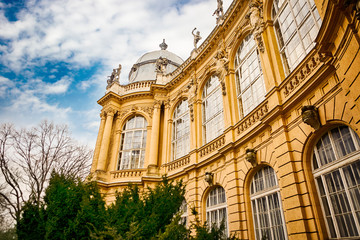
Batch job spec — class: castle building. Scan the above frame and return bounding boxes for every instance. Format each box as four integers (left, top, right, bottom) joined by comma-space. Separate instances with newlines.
90, 0, 360, 239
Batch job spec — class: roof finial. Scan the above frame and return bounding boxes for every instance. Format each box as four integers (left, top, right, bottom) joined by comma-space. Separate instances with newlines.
159, 39, 168, 50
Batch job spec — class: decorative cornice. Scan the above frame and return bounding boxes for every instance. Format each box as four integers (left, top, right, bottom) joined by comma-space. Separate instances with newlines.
281, 52, 322, 97
237, 101, 269, 134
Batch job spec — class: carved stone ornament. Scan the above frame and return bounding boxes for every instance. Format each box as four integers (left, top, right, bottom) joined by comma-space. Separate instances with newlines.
188, 77, 198, 100
189, 103, 194, 122
345, 0, 360, 19
213, 46, 229, 78
246, 0, 265, 52
205, 172, 214, 185
301, 105, 321, 130
245, 148, 257, 167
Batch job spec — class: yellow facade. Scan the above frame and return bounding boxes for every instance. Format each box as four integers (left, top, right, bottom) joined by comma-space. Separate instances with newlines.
90, 0, 360, 239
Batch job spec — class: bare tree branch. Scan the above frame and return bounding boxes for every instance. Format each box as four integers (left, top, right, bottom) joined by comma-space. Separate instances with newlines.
0, 120, 92, 222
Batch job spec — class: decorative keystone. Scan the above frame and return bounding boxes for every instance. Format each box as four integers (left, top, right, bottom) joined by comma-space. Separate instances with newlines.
245, 148, 257, 167
205, 172, 214, 186
301, 105, 321, 130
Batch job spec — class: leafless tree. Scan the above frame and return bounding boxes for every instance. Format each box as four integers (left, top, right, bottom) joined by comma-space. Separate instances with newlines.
0, 121, 92, 222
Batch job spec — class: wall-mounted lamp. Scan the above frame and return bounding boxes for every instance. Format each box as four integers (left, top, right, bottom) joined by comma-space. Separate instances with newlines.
301, 105, 321, 130
245, 148, 257, 167
205, 172, 214, 186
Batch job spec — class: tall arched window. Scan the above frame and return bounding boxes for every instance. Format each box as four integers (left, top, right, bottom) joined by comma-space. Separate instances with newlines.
313, 126, 360, 238
235, 34, 265, 117
202, 75, 224, 143
250, 166, 287, 240
206, 187, 228, 235
117, 115, 147, 170
172, 99, 190, 160
272, 0, 322, 74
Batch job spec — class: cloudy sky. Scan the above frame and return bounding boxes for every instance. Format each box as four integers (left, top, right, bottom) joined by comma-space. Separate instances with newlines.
0, 0, 231, 148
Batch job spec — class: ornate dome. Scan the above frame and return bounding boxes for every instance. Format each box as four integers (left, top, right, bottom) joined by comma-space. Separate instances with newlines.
128, 40, 184, 83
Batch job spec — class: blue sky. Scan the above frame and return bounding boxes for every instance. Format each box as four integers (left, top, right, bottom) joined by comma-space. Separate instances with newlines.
0, 0, 231, 148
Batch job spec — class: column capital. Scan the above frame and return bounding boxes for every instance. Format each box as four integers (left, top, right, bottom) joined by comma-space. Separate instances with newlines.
104, 106, 117, 117
100, 111, 106, 119
153, 100, 162, 109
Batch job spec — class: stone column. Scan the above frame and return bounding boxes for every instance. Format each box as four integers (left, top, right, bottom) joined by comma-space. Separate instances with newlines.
109, 116, 122, 171
96, 107, 116, 172
91, 111, 106, 173
161, 101, 171, 165
147, 100, 162, 174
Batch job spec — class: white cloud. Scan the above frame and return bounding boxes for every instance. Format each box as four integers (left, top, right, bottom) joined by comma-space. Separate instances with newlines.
42, 76, 72, 95
0, 0, 232, 81
0, 76, 15, 97
0, 0, 233, 146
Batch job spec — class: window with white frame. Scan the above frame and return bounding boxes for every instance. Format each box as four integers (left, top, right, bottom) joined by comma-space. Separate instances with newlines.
234, 34, 265, 117
313, 126, 360, 238
172, 99, 190, 160
180, 200, 188, 227
250, 166, 287, 240
117, 116, 147, 170
206, 187, 228, 235
272, 0, 322, 74
202, 75, 224, 143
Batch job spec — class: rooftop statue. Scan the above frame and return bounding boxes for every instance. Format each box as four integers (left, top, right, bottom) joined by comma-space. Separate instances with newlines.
213, 0, 224, 19
107, 64, 121, 87
192, 28, 202, 49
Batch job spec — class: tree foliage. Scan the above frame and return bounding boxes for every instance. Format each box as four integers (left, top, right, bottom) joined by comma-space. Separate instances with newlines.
16, 173, 240, 240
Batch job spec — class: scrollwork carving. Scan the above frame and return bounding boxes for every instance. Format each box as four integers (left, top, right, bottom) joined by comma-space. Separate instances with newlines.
246, 0, 265, 52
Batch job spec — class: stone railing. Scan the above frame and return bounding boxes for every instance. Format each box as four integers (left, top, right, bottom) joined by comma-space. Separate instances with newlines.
281, 51, 321, 98
165, 155, 190, 171
122, 80, 155, 94
199, 135, 225, 157
237, 101, 269, 134
111, 169, 145, 179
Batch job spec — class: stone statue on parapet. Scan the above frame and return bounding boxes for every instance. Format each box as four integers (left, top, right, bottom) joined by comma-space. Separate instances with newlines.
155, 57, 168, 74
213, 0, 224, 23
192, 28, 202, 49
107, 64, 121, 87
213, 0, 224, 18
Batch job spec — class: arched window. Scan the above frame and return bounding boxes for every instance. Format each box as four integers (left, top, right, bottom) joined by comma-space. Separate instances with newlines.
313, 126, 360, 238
206, 187, 228, 234
172, 99, 190, 160
250, 166, 287, 240
272, 0, 322, 74
235, 34, 265, 117
117, 116, 147, 170
202, 75, 224, 143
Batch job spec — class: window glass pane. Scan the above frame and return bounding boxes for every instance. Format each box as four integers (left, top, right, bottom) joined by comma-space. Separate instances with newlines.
273, 0, 321, 75
251, 167, 287, 240
235, 34, 265, 117
118, 116, 147, 170
202, 77, 224, 143
206, 187, 227, 235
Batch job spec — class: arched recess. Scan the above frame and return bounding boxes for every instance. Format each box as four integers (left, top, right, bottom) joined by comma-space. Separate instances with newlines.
244, 164, 287, 240
302, 122, 360, 239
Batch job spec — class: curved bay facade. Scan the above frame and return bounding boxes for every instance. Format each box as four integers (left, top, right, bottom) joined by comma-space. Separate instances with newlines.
90, 0, 360, 239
